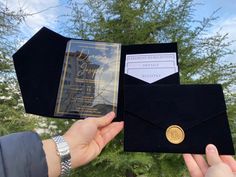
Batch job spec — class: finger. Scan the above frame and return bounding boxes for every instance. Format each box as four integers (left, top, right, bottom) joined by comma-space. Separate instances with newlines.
86, 112, 116, 128
193, 154, 209, 174
100, 121, 124, 148
94, 122, 123, 150
221, 155, 236, 172
100, 122, 123, 135
205, 163, 234, 177
206, 144, 222, 166
183, 154, 204, 177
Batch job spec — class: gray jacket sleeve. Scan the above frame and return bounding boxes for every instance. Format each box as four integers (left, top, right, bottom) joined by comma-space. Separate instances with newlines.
0, 132, 48, 177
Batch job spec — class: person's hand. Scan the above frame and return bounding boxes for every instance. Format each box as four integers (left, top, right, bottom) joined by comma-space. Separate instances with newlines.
63, 111, 123, 167
183, 144, 236, 177
43, 112, 124, 177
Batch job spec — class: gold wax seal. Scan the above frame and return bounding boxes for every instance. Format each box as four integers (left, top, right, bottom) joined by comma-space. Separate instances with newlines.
166, 125, 185, 144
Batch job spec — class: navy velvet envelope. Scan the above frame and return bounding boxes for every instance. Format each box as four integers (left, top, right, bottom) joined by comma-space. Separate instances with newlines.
124, 84, 235, 155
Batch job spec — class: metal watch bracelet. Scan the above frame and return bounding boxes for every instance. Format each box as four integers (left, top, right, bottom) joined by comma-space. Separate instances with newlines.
52, 135, 71, 177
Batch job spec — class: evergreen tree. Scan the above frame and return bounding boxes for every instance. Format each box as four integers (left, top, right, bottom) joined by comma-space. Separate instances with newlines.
1, 0, 235, 176
0, 2, 37, 135
0, 1, 75, 137
62, 0, 236, 176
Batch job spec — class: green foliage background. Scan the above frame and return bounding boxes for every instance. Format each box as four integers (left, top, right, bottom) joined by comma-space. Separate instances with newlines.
0, 0, 236, 176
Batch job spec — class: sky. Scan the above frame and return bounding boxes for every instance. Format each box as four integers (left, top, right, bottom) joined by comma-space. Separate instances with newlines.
1, 0, 236, 63
193, 0, 236, 63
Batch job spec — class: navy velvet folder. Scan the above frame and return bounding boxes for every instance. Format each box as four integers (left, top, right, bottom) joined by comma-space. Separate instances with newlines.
12, 27, 179, 121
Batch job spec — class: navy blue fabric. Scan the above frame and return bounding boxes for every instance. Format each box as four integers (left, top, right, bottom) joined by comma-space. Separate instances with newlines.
116, 42, 179, 121
0, 132, 48, 177
13, 27, 69, 118
124, 84, 235, 155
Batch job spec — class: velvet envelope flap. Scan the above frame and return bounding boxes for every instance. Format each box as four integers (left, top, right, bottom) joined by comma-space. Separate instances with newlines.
13, 27, 70, 118
124, 84, 235, 155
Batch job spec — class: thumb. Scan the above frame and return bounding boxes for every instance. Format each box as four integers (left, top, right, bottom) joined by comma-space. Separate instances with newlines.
206, 144, 222, 166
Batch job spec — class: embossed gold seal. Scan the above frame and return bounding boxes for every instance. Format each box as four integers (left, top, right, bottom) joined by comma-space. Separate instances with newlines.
166, 125, 185, 144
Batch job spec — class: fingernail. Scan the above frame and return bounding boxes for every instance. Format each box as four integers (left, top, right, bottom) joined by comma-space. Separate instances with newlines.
119, 121, 124, 125
206, 144, 216, 152
107, 111, 114, 117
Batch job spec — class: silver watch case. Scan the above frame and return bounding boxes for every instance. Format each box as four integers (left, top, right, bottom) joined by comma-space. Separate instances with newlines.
56, 141, 71, 161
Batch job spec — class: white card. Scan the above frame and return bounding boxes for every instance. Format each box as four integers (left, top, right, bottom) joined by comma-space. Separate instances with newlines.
125, 53, 178, 83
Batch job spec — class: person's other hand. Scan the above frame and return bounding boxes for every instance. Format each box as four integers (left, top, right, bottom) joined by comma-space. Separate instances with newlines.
183, 144, 236, 177
43, 111, 124, 177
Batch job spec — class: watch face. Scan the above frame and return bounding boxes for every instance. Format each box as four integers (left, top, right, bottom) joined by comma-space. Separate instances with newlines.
58, 141, 70, 156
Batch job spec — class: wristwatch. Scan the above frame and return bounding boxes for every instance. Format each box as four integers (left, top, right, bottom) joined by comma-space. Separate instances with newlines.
52, 135, 71, 177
